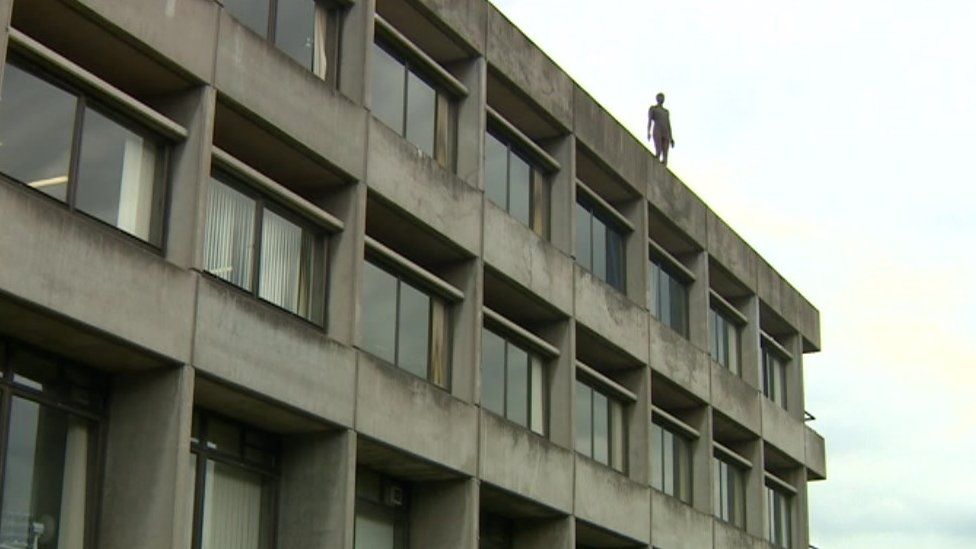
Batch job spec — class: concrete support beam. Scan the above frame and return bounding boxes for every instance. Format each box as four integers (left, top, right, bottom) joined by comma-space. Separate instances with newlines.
741, 296, 762, 392
513, 515, 574, 549
742, 438, 765, 539
546, 319, 574, 449
688, 407, 712, 515
410, 478, 479, 549
99, 366, 194, 549
547, 134, 575, 255
453, 56, 486, 188
339, 0, 372, 105
687, 251, 710, 353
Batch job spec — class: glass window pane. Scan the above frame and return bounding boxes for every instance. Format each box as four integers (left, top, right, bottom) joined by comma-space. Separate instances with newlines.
591, 217, 607, 281
204, 178, 257, 289
480, 329, 505, 416
484, 132, 508, 209
371, 44, 405, 134
728, 322, 740, 375
662, 430, 674, 494
223, 0, 270, 37
404, 71, 436, 157
354, 510, 395, 549
362, 262, 398, 364
610, 400, 625, 471
0, 63, 75, 201
201, 460, 274, 549
713, 458, 722, 518
274, 0, 316, 69
0, 397, 93, 549
258, 209, 312, 316
508, 153, 531, 226
574, 381, 591, 457
606, 226, 625, 291
575, 203, 591, 270
75, 107, 160, 241
651, 423, 663, 490
529, 356, 545, 435
592, 390, 609, 465
670, 276, 688, 336
505, 344, 529, 427
397, 280, 430, 379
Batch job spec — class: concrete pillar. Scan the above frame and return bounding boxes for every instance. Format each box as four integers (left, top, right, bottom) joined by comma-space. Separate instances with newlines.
786, 333, 805, 422
99, 365, 195, 549
791, 467, 810, 549
443, 259, 481, 403
621, 365, 651, 484
278, 429, 357, 549
551, 135, 575, 256
410, 477, 479, 549
0, 0, 14, 87
686, 251, 709, 353
742, 439, 765, 538
152, 86, 217, 270
622, 198, 648, 306
320, 181, 366, 346
513, 515, 574, 549
540, 318, 573, 448
451, 56, 486, 187
740, 296, 762, 392
339, 0, 373, 105
689, 407, 712, 515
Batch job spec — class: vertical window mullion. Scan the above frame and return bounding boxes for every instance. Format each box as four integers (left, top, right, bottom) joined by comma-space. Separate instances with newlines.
401, 64, 410, 136
66, 96, 87, 210
267, 0, 278, 42
393, 278, 402, 368
251, 201, 265, 295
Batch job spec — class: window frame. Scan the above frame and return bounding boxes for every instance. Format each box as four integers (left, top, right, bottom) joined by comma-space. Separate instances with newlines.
765, 478, 794, 548
189, 408, 280, 549
0, 55, 171, 250
203, 169, 329, 326
574, 362, 632, 473
354, 467, 410, 549
708, 292, 746, 375
713, 453, 747, 529
648, 254, 691, 338
760, 332, 791, 410
480, 323, 548, 436
651, 418, 694, 503
575, 193, 629, 293
0, 338, 107, 549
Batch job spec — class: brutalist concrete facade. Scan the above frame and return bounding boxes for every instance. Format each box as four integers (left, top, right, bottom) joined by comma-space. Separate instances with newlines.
0, 0, 825, 548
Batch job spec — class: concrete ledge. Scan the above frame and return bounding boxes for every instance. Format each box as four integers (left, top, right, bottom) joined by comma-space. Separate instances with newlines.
760, 399, 806, 464
483, 203, 574, 315
805, 426, 827, 480
411, 0, 487, 53
0, 182, 194, 364
713, 519, 767, 549
367, 118, 482, 256
574, 267, 649, 364
192, 276, 356, 427
76, 0, 219, 83
574, 457, 651, 543
648, 320, 710, 402
573, 86, 647, 196
650, 490, 712, 549
485, 5, 573, 130
214, 12, 367, 181
706, 210, 759, 290
646, 163, 708, 247
479, 411, 574, 514
355, 352, 478, 475
710, 364, 762, 435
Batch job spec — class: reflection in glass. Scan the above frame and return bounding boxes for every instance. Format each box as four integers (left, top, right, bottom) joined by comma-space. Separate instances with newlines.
480, 329, 505, 416
484, 132, 508, 209
75, 108, 159, 241
204, 179, 257, 290
575, 203, 591, 270
200, 460, 273, 549
508, 153, 531, 226
592, 390, 609, 465
223, 0, 270, 37
371, 44, 406, 135
275, 0, 316, 69
397, 281, 430, 379
606, 227, 625, 291
362, 262, 398, 364
354, 512, 395, 549
592, 217, 607, 281
575, 381, 592, 457
258, 209, 314, 317
0, 397, 92, 549
405, 73, 436, 157
0, 63, 76, 201
506, 345, 529, 427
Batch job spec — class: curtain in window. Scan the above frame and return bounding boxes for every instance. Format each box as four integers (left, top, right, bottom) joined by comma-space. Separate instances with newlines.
204, 180, 256, 289
116, 132, 157, 240
201, 461, 268, 549
606, 228, 625, 291
258, 209, 312, 316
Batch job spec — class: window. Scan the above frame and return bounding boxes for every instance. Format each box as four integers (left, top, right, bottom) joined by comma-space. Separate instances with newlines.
371, 40, 453, 165
223, 0, 342, 81
479, 513, 513, 549
0, 59, 166, 244
481, 328, 546, 435
766, 483, 792, 548
361, 260, 450, 387
203, 172, 326, 323
761, 341, 788, 409
575, 379, 625, 472
484, 129, 549, 237
575, 198, 626, 292
649, 258, 688, 337
190, 410, 277, 549
0, 342, 104, 549
354, 468, 408, 549
709, 306, 740, 374
651, 421, 692, 503
713, 456, 746, 528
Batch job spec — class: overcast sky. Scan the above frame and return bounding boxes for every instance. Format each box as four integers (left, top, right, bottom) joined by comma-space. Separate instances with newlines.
490, 1, 976, 546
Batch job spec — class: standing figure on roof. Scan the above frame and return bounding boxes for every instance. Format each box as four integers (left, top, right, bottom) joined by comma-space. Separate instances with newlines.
647, 92, 675, 166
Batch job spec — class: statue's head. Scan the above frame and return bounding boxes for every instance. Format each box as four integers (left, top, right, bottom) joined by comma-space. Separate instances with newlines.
656, 93, 665, 105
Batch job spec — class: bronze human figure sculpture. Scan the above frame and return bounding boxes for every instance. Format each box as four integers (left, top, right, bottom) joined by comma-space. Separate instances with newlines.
647, 93, 675, 166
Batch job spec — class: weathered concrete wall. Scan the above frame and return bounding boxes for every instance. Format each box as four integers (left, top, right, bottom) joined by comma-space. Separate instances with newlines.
574, 457, 651, 543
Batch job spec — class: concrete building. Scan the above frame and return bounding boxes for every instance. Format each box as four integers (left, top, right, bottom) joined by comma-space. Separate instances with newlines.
0, 0, 826, 548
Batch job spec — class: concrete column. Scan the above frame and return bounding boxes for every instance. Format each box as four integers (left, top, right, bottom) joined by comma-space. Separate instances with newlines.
686, 251, 709, 353
320, 181, 366, 346
550, 135, 575, 256
278, 429, 357, 549
741, 439, 765, 538
513, 515, 574, 549
0, 0, 14, 87
339, 0, 373, 105
451, 56, 485, 187
443, 259, 481, 403
791, 467, 810, 549
621, 365, 650, 484
689, 407, 712, 515
410, 477, 479, 549
786, 333, 805, 422
622, 198, 648, 306
740, 296, 762, 392
99, 365, 195, 549
539, 319, 573, 448
152, 86, 217, 270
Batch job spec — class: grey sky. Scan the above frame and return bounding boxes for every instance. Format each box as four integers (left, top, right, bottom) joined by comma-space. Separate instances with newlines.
490, 1, 976, 547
